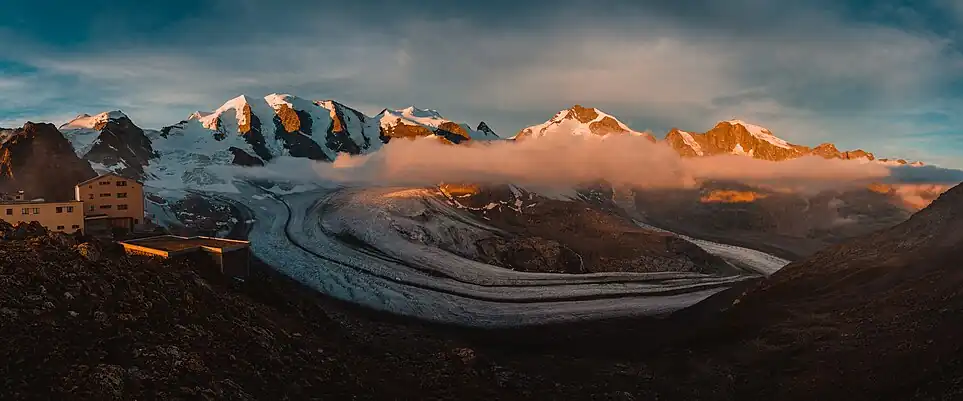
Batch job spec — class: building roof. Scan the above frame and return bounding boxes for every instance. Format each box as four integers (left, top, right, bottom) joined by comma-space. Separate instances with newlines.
120, 235, 249, 253
76, 172, 144, 187
0, 199, 83, 206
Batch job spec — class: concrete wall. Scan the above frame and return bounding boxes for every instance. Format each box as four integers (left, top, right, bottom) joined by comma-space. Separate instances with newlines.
75, 174, 146, 225
0, 200, 85, 233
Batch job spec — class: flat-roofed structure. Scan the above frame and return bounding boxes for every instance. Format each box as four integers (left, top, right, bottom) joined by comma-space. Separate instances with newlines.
119, 235, 250, 278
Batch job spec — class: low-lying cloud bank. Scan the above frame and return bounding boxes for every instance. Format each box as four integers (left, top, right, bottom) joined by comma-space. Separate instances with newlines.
230, 135, 961, 194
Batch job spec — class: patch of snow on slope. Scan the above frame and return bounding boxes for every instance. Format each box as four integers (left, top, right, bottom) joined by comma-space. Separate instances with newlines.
677, 130, 704, 156
725, 120, 791, 149
61, 129, 102, 157
731, 143, 755, 157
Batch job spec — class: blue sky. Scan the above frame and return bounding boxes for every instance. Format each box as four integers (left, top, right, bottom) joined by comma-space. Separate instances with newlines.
2, 0, 963, 166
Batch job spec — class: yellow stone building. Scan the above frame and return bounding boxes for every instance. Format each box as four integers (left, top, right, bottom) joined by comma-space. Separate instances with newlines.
74, 173, 147, 231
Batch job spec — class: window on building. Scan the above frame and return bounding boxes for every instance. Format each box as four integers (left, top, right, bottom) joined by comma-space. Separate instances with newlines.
88, 194, 94, 200
118, 204, 128, 210
89, 205, 95, 211
56, 225, 64, 230
134, 219, 139, 224
117, 192, 128, 198
88, 185, 93, 189
66, 206, 74, 213
56, 207, 63, 213
21, 208, 28, 215
116, 181, 128, 187
71, 225, 80, 229
32, 208, 39, 214
100, 193, 111, 197
4, 209, 10, 215
99, 181, 110, 185
100, 205, 112, 209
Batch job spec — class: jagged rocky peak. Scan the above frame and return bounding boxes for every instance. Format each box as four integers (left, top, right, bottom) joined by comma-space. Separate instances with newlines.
810, 142, 841, 158
841, 149, 875, 161
162, 93, 384, 165
708, 120, 809, 160
0, 122, 96, 201
664, 128, 705, 157
60, 111, 156, 178
662, 119, 807, 161
662, 120, 927, 165
476, 121, 499, 139
514, 105, 656, 142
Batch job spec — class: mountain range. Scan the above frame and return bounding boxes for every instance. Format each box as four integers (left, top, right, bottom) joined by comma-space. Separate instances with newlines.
0, 93, 928, 203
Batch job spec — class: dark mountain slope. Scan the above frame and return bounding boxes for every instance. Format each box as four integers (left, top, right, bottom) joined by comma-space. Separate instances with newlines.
645, 182, 963, 400
0, 122, 96, 200
81, 115, 156, 177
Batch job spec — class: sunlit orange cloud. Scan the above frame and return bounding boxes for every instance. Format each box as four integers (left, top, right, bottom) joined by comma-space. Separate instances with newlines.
314, 134, 890, 191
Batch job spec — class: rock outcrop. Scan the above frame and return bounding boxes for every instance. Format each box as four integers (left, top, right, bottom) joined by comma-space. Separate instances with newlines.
0, 122, 97, 201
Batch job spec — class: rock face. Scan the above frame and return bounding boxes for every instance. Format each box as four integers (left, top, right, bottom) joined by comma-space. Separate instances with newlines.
664, 128, 706, 157
0, 122, 97, 201
664, 121, 809, 161
476, 122, 499, 139
665, 121, 919, 164
515, 105, 656, 142
228, 147, 265, 167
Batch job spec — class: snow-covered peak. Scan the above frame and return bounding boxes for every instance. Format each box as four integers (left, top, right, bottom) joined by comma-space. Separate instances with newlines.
196, 95, 253, 130
723, 119, 791, 149
60, 111, 128, 130
400, 106, 443, 119
379, 106, 449, 129
514, 105, 654, 141
191, 94, 283, 133
264, 93, 318, 112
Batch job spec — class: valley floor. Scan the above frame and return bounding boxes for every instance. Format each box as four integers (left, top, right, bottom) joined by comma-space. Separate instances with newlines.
207, 183, 787, 326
